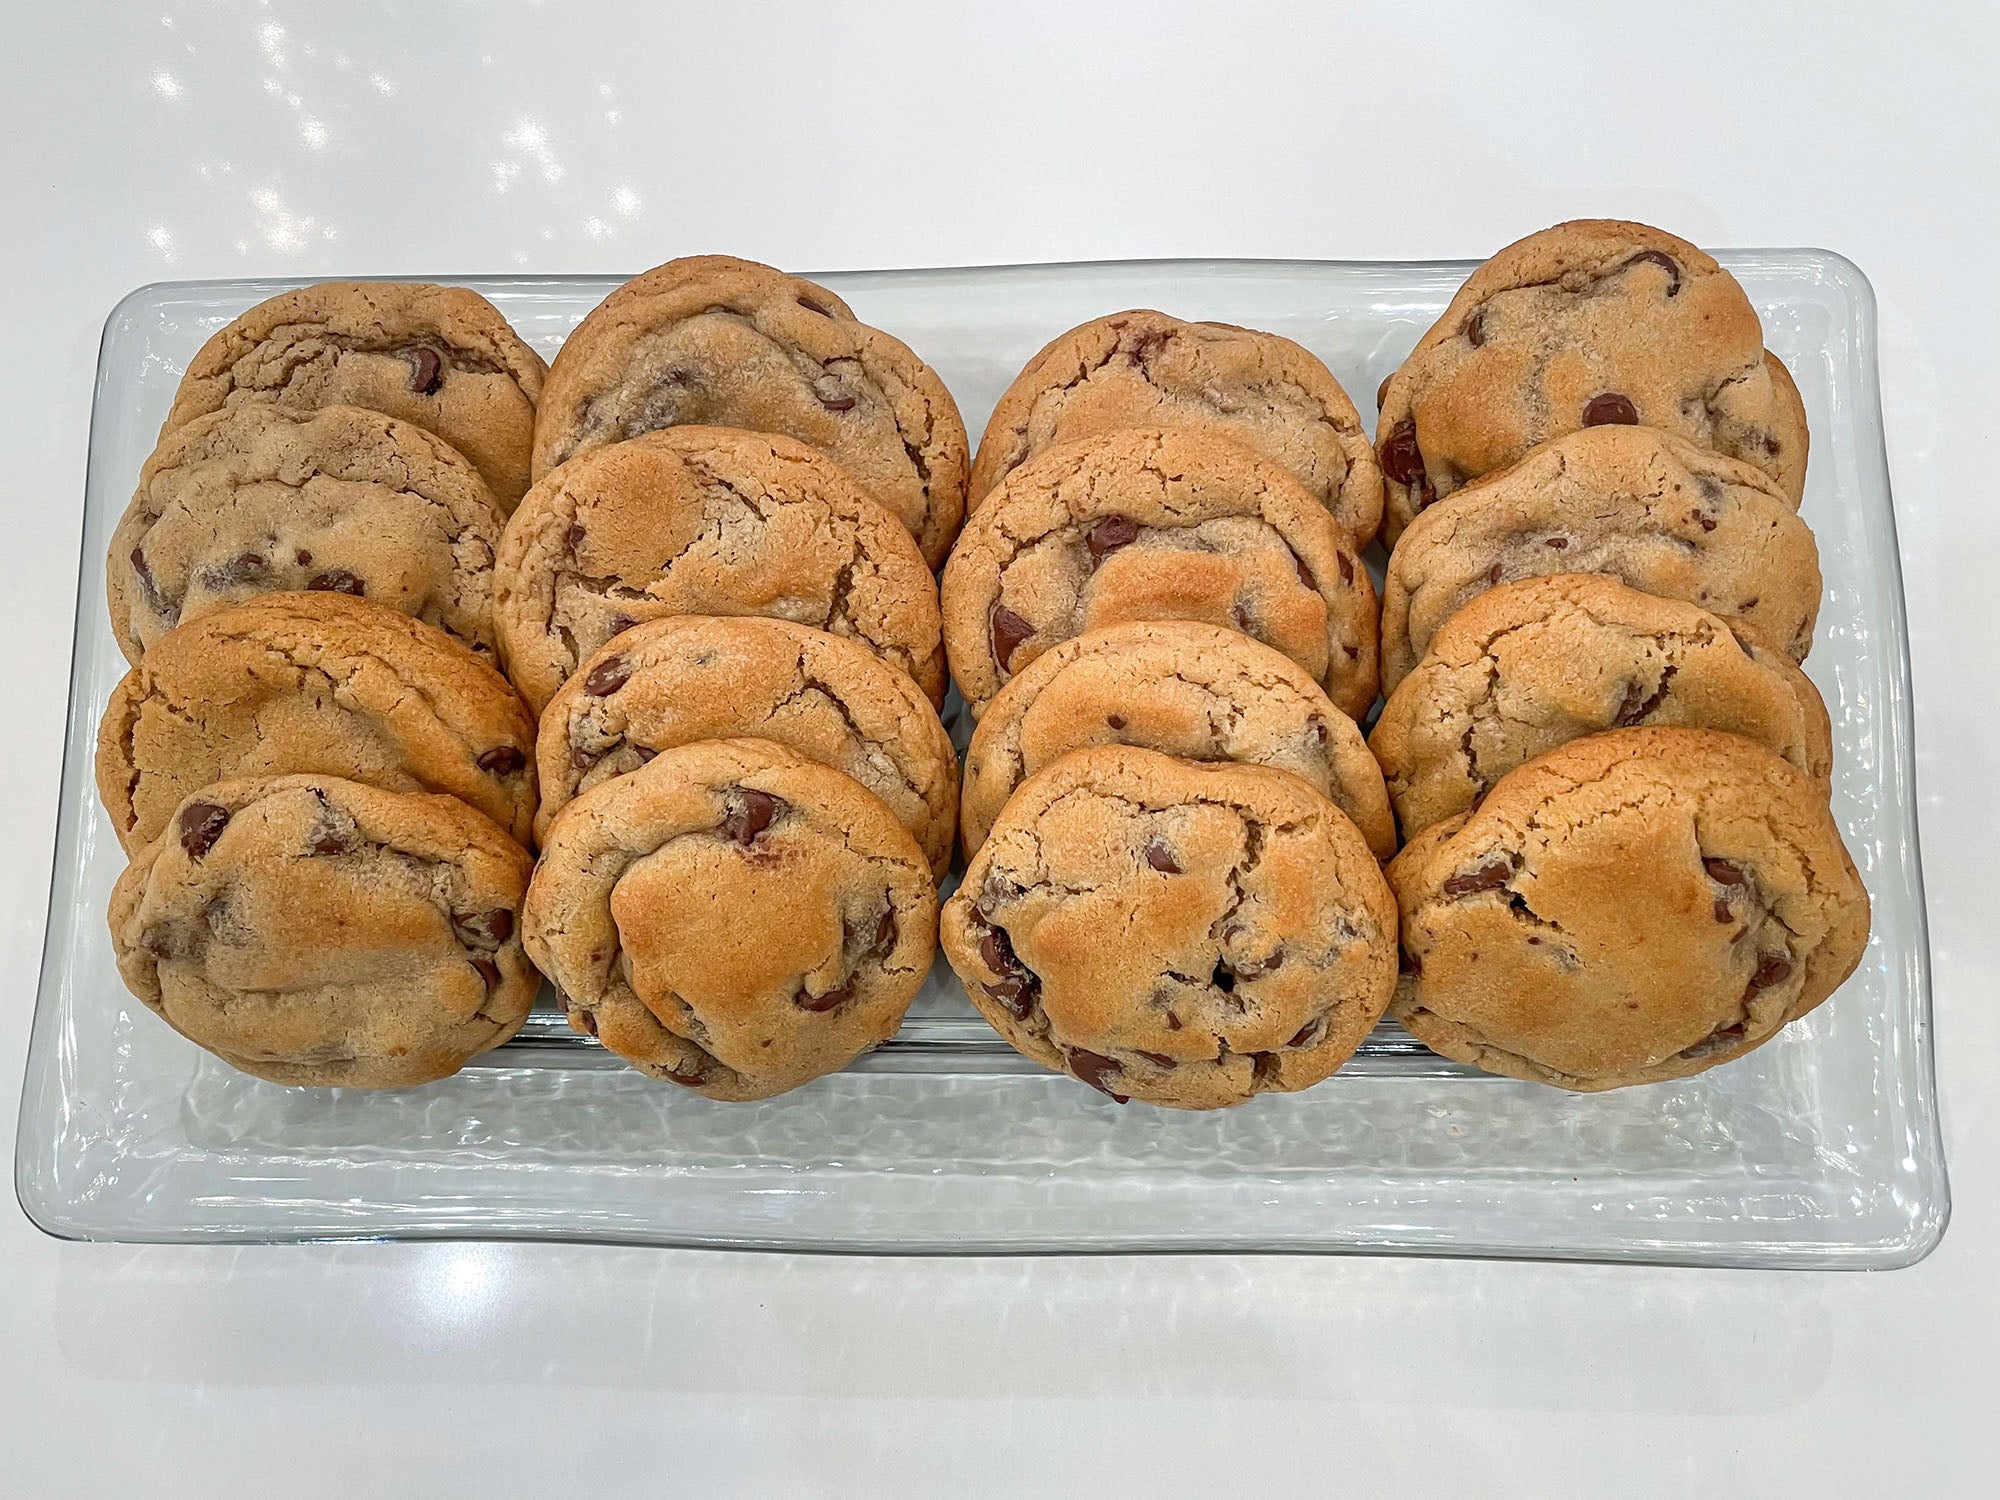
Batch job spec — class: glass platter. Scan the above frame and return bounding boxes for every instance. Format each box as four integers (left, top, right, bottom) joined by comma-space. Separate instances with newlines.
15, 255, 1947, 1265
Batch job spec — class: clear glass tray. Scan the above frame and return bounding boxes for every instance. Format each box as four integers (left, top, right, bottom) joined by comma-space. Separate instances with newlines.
16, 256, 1946, 1265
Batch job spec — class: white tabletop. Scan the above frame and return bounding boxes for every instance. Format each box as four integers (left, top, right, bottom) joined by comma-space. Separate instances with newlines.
1, 3, 1992, 1492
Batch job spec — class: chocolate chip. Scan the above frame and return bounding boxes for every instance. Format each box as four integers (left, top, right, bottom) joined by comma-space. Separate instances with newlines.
307, 569, 365, 597
294, 548, 313, 566
977, 921, 1039, 1019
471, 957, 501, 991
1164, 1011, 1183, 1030
1135, 1050, 1176, 1068
1696, 514, 1718, 532
1544, 536, 1569, 550
1087, 514, 1139, 563
719, 788, 782, 845
1441, 857, 1513, 896
310, 831, 354, 856
978, 926, 1018, 979
813, 373, 857, 412
569, 742, 599, 771
453, 908, 514, 947
1614, 664, 1675, 726
576, 1008, 599, 1036
983, 975, 1036, 1019
584, 655, 631, 696
1625, 248, 1683, 296
477, 746, 526, 775
1583, 392, 1639, 427
797, 295, 833, 316
404, 346, 445, 395
178, 801, 230, 857
1143, 838, 1180, 874
872, 908, 898, 957
1714, 898, 1735, 924
1065, 1048, 1128, 1101
1336, 551, 1354, 586
567, 522, 586, 553
1287, 1017, 1328, 1049
1683, 1022, 1745, 1059
990, 605, 1034, 671
1380, 420, 1426, 486
212, 551, 269, 586
1746, 955, 1793, 995
796, 981, 854, 1013
1704, 858, 1748, 886
1484, 563, 1504, 586
667, 1058, 709, 1086
1106, 714, 1126, 730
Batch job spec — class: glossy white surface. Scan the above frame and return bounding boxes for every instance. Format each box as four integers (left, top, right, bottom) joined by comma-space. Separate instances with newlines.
0, 2, 1991, 1491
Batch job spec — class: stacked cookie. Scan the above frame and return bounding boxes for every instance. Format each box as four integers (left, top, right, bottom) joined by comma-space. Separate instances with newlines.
101, 283, 550, 1087
936, 313, 1402, 1108
1366, 220, 1869, 1089
508, 257, 963, 1100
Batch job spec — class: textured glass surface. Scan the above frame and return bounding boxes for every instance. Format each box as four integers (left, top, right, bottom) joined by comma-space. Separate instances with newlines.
16, 256, 1946, 1264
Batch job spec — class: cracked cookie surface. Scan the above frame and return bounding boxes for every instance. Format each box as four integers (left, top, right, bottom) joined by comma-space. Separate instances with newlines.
1371, 575, 1832, 839
1379, 424, 1820, 694
940, 745, 1398, 1110
533, 255, 968, 566
535, 614, 958, 877
110, 402, 506, 665
494, 426, 945, 714
108, 774, 539, 1089
969, 309, 1383, 543
523, 737, 937, 1101
1376, 219, 1807, 545
961, 620, 1393, 860
1386, 727, 1869, 1090
941, 427, 1377, 719
160, 281, 547, 512
97, 592, 537, 854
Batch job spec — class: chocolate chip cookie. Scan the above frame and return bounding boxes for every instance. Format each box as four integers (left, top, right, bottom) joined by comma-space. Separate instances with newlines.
1376, 219, 1808, 545
494, 426, 945, 714
1371, 575, 1832, 838
969, 309, 1383, 543
961, 620, 1394, 860
1379, 425, 1820, 694
110, 402, 505, 665
1387, 728, 1870, 1090
941, 745, 1397, 1110
523, 737, 938, 1101
160, 281, 547, 512
108, 775, 539, 1089
535, 614, 958, 877
96, 592, 537, 855
940, 427, 1377, 719
534, 255, 969, 567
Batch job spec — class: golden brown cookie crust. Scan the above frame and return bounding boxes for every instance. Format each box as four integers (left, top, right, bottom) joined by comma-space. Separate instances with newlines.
108, 775, 538, 1089
523, 738, 937, 1102
1378, 425, 1820, 694
110, 402, 505, 665
534, 255, 968, 566
160, 281, 547, 512
1370, 574, 1832, 839
940, 745, 1398, 1110
940, 427, 1377, 718
535, 615, 958, 877
97, 592, 537, 854
1386, 728, 1869, 1091
494, 426, 945, 714
961, 620, 1393, 860
969, 309, 1383, 543
1375, 219, 1808, 545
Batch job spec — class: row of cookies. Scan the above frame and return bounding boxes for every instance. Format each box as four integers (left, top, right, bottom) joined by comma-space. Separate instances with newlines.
1360, 220, 1869, 1090
102, 280, 559, 1085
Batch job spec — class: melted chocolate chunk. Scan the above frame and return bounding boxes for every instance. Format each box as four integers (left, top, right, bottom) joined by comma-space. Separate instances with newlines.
477, 745, 526, 775
1143, 838, 1181, 874
1614, 665, 1676, 726
307, 569, 366, 597
1625, 248, 1683, 296
813, 374, 857, 412
1583, 392, 1640, 427
1087, 514, 1140, 563
1065, 1048, 1128, 1101
471, 957, 502, 991
403, 345, 445, 395
1441, 857, 1513, 897
1746, 955, 1793, 995
1380, 420, 1426, 486
584, 655, 631, 696
719, 788, 781, 845
1106, 714, 1126, 730
796, 981, 854, 1013
1464, 308, 1488, 347
1136, 1050, 1177, 1069
178, 801, 231, 857
990, 606, 1034, 672
1295, 554, 1317, 592
452, 908, 515, 948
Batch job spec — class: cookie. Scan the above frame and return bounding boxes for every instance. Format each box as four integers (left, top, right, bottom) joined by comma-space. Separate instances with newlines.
1371, 575, 1832, 838
1376, 219, 1808, 544
110, 402, 505, 665
969, 309, 1383, 543
1379, 425, 1820, 694
961, 621, 1394, 860
1387, 728, 1869, 1090
96, 592, 537, 855
535, 615, 958, 877
522, 737, 937, 1101
940, 746, 1397, 1110
108, 775, 539, 1089
940, 427, 1377, 719
533, 255, 968, 567
160, 281, 547, 512
494, 426, 945, 714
